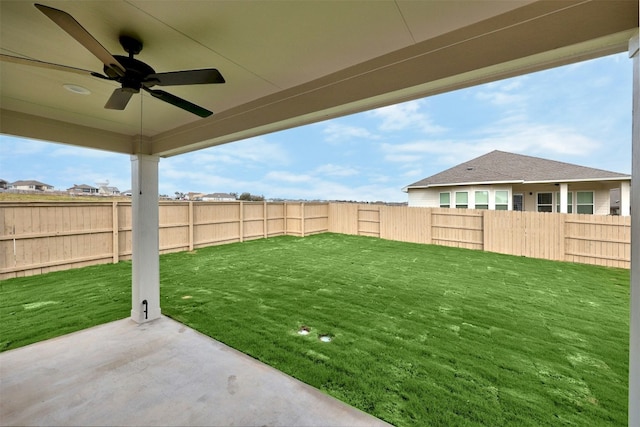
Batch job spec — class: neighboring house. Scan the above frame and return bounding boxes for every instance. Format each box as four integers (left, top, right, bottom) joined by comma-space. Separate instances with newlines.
187, 192, 205, 201
0, 179, 8, 190
202, 193, 236, 202
9, 180, 54, 191
98, 185, 120, 196
403, 150, 631, 216
67, 184, 99, 195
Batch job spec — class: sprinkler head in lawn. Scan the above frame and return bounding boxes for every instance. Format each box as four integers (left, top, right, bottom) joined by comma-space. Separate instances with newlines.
297, 326, 310, 335
319, 334, 332, 343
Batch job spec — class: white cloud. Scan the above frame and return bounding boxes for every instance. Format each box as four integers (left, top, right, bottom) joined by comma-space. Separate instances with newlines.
369, 100, 446, 134
383, 153, 424, 163
261, 179, 404, 202
49, 146, 124, 159
188, 137, 291, 166
314, 164, 359, 177
0, 136, 50, 156
323, 123, 378, 142
402, 169, 423, 178
475, 91, 525, 106
380, 119, 602, 169
264, 171, 313, 183
475, 76, 528, 106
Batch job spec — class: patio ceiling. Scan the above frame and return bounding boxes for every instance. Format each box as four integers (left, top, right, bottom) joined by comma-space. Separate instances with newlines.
0, 1, 637, 157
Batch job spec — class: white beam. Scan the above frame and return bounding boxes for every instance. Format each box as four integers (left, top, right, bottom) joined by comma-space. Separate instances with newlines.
629, 32, 639, 427
559, 183, 568, 214
621, 181, 631, 217
0, 109, 133, 155
130, 154, 161, 323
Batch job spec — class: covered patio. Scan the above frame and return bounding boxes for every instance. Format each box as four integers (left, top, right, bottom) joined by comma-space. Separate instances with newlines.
1, 316, 389, 426
1, 1, 638, 425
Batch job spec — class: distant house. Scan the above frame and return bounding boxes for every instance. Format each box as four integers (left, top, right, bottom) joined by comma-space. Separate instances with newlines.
187, 192, 204, 201
98, 185, 120, 196
9, 180, 54, 192
202, 193, 236, 202
67, 184, 99, 195
403, 150, 630, 216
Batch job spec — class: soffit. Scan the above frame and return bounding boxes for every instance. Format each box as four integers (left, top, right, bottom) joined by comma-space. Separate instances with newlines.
0, 1, 637, 156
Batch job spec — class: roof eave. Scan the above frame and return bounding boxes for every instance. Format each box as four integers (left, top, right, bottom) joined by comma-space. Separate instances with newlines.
523, 177, 632, 184
405, 176, 631, 192
404, 180, 523, 191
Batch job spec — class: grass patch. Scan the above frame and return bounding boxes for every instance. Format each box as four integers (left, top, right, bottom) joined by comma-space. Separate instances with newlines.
0, 233, 629, 426
1, 263, 131, 350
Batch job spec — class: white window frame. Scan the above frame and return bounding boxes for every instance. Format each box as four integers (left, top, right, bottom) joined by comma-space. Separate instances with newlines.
495, 190, 509, 211
576, 191, 595, 214
474, 190, 489, 210
537, 192, 553, 212
439, 192, 451, 208
455, 191, 468, 209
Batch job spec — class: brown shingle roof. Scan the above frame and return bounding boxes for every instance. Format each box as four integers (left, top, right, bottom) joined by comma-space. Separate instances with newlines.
10, 180, 53, 187
406, 150, 630, 188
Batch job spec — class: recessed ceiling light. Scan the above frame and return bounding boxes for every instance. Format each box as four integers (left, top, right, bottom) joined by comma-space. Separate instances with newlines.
63, 84, 91, 95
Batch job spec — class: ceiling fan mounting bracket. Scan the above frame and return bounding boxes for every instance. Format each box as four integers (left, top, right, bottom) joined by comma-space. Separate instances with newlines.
119, 35, 143, 57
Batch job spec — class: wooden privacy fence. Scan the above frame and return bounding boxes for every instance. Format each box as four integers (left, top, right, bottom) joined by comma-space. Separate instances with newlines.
329, 204, 631, 269
0, 201, 329, 280
0, 201, 631, 279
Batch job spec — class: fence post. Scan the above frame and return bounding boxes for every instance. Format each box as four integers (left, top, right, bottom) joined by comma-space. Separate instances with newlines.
284, 203, 288, 236
558, 214, 566, 262
239, 201, 244, 242
188, 201, 194, 251
429, 208, 434, 243
264, 201, 268, 238
301, 202, 305, 237
481, 210, 487, 251
112, 201, 119, 263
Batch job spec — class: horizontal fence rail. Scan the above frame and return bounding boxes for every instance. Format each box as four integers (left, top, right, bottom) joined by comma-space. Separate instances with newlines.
0, 201, 630, 279
0, 201, 329, 279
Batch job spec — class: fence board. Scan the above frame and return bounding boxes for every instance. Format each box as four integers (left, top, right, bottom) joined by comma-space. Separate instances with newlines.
329, 203, 359, 235
431, 208, 483, 250
0, 201, 632, 280
379, 206, 431, 244
358, 205, 380, 237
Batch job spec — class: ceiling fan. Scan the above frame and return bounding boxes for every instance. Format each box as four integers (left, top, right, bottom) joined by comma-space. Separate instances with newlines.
0, 3, 225, 117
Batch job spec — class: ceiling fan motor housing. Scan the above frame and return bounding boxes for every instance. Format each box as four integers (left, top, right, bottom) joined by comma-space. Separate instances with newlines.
104, 55, 156, 93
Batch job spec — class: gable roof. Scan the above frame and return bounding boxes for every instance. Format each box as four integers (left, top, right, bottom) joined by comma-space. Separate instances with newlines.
10, 180, 53, 187
68, 184, 98, 190
405, 151, 630, 189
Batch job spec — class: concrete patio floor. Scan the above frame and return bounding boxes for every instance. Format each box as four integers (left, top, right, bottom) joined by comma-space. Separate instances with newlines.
0, 316, 391, 427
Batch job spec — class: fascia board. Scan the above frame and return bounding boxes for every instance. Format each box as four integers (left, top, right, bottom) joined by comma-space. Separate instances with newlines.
405, 180, 523, 190
524, 177, 632, 184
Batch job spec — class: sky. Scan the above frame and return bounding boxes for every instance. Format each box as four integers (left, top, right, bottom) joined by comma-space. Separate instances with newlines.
0, 52, 633, 203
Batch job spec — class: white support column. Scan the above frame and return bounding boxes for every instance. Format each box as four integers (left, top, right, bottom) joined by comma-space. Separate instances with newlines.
629, 33, 639, 427
621, 181, 631, 217
559, 183, 568, 214
130, 154, 161, 323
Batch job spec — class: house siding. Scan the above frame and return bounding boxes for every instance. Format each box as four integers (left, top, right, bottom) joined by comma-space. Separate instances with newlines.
408, 182, 621, 215
408, 185, 513, 209
407, 189, 440, 207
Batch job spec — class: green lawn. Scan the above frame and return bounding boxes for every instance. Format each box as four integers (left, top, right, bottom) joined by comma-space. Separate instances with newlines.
0, 233, 629, 426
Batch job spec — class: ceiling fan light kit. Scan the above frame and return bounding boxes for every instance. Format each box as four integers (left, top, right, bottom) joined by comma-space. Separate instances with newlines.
16, 3, 226, 118
63, 84, 91, 95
